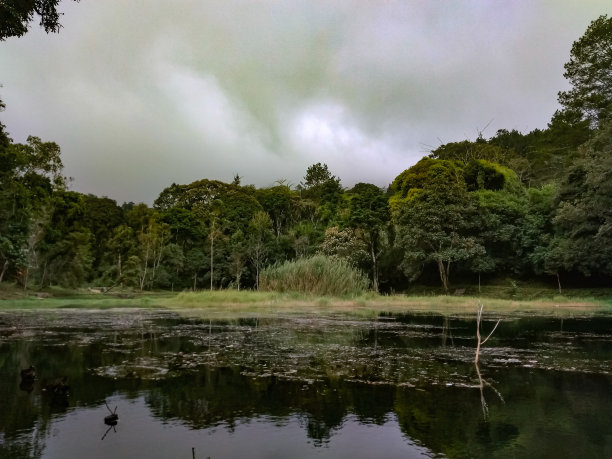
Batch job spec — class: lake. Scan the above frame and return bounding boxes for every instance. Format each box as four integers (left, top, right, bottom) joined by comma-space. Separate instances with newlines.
1, 308, 611, 458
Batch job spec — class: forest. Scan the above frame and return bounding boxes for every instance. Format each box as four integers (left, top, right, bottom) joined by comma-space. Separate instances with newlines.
1, 14, 611, 295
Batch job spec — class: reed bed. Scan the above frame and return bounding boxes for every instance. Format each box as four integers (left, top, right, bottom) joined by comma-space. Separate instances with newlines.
259, 255, 369, 296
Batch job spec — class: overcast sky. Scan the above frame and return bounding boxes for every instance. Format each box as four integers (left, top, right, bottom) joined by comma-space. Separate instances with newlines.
1, 1, 610, 204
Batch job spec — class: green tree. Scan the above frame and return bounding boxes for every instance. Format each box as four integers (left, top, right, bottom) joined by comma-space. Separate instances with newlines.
228, 230, 247, 290
248, 211, 273, 290
299, 163, 344, 222
548, 122, 612, 277
81, 194, 123, 277
472, 189, 528, 276
347, 183, 390, 292
318, 227, 369, 268
302, 162, 334, 189
558, 15, 612, 127
105, 224, 136, 285
392, 160, 485, 293
34, 191, 93, 288
0, 0, 79, 41
132, 217, 170, 290
184, 248, 206, 290
0, 135, 66, 285
256, 184, 295, 238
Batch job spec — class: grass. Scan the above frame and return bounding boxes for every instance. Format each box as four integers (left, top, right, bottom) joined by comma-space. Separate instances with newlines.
260, 255, 369, 296
1, 282, 610, 318
166, 290, 611, 318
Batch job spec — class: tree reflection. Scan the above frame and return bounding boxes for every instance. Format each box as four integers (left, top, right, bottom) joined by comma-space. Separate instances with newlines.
0, 311, 610, 458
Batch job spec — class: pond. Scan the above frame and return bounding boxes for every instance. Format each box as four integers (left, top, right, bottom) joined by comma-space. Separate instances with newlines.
0, 309, 611, 458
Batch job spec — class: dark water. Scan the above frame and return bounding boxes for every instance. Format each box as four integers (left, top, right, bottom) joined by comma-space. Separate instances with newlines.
0, 309, 611, 458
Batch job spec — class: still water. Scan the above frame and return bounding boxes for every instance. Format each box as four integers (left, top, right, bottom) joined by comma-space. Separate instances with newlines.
1, 309, 611, 458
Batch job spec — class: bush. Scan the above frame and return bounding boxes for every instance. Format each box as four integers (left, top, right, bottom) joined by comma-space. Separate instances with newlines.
260, 255, 369, 296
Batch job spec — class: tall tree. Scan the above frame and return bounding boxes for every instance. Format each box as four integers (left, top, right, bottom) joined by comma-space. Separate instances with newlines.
558, 15, 612, 127
347, 183, 390, 292
0, 136, 65, 285
248, 211, 273, 290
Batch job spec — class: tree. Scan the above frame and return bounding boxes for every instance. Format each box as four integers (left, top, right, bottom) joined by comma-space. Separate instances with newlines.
0, 0, 79, 41
472, 189, 528, 276
256, 185, 295, 238
248, 211, 273, 290
206, 204, 223, 291
132, 217, 170, 290
0, 135, 66, 285
347, 183, 390, 292
299, 163, 343, 217
558, 15, 612, 127
430, 140, 515, 166
228, 230, 247, 290
318, 227, 369, 268
548, 122, 612, 277
105, 224, 136, 285
34, 191, 93, 288
302, 162, 334, 189
81, 194, 123, 277
184, 248, 206, 291
392, 160, 485, 293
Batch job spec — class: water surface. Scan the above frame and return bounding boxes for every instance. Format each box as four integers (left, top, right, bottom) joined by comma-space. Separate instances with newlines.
1, 309, 610, 458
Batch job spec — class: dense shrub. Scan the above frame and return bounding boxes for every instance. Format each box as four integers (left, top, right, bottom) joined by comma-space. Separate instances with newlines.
260, 255, 369, 296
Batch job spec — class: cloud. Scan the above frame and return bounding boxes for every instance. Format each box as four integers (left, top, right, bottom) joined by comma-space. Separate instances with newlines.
0, 0, 610, 203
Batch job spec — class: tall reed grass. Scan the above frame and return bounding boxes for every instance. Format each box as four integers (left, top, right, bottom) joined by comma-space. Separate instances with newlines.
259, 255, 369, 296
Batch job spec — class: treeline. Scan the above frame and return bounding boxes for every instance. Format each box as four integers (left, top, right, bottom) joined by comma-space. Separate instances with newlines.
1, 15, 611, 293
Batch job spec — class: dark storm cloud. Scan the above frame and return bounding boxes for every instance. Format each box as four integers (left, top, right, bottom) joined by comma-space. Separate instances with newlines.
0, 0, 609, 203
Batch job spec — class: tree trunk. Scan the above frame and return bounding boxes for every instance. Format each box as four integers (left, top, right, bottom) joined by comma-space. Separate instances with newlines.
210, 237, 214, 291
139, 241, 150, 291
150, 237, 164, 288
556, 272, 562, 295
370, 242, 378, 293
39, 261, 47, 289
23, 267, 29, 291
437, 260, 449, 294
0, 259, 8, 284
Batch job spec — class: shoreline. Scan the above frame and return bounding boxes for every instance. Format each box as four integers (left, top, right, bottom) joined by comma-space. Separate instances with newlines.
0, 289, 610, 317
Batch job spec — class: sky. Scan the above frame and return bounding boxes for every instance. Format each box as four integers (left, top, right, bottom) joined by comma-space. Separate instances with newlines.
1, 0, 610, 204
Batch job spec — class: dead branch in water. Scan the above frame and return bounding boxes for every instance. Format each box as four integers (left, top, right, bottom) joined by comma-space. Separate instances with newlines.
475, 300, 501, 364
474, 300, 503, 419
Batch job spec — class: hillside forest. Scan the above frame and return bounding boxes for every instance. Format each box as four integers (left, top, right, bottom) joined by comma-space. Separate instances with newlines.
1, 15, 611, 294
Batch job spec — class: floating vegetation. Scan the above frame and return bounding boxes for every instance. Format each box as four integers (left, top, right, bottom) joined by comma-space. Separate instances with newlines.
2, 309, 610, 388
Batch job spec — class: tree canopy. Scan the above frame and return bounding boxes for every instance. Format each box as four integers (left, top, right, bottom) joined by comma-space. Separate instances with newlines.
558, 15, 612, 127
0, 0, 78, 41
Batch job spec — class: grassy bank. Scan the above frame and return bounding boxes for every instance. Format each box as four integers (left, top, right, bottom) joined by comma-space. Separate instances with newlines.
1, 284, 609, 317
168, 290, 611, 317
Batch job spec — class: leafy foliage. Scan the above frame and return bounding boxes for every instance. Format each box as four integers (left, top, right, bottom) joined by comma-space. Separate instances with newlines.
558, 15, 612, 127
0, 0, 79, 41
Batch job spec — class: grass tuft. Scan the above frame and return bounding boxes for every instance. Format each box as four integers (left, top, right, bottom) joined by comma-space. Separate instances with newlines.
259, 255, 369, 296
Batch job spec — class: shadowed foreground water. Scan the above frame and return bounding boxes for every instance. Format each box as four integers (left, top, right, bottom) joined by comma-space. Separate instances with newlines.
0, 309, 611, 458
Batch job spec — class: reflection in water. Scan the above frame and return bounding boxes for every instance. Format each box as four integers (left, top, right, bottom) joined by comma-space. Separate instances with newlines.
100, 423, 117, 441
474, 361, 505, 420
0, 309, 610, 458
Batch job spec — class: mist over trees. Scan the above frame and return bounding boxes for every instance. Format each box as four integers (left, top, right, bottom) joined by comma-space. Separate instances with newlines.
1, 15, 612, 293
